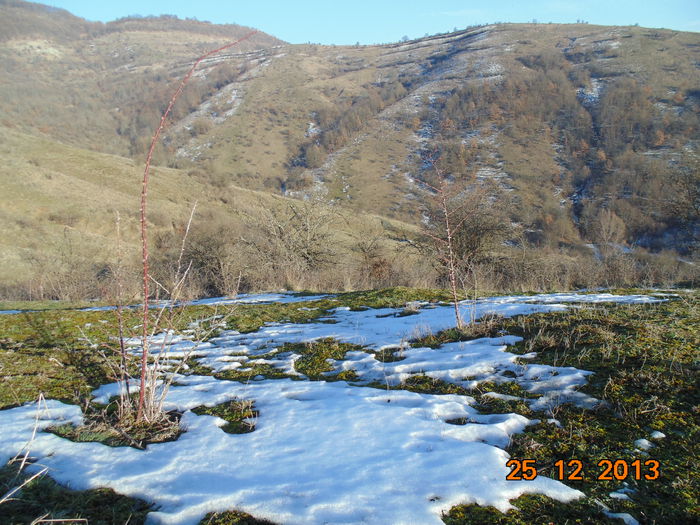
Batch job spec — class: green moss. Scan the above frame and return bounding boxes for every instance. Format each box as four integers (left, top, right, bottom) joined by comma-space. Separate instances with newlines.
224, 301, 332, 333
334, 369, 360, 382
0, 461, 152, 524
215, 362, 296, 383
400, 375, 472, 396
191, 400, 258, 434
290, 338, 365, 379
443, 494, 612, 524
332, 287, 456, 309
199, 509, 277, 524
49, 423, 117, 445
372, 347, 407, 363
476, 397, 534, 417
0, 311, 120, 409
475, 381, 533, 398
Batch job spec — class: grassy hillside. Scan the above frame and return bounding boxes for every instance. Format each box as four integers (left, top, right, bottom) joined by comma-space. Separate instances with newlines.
0, 0, 283, 154
0, 126, 420, 296
145, 23, 699, 255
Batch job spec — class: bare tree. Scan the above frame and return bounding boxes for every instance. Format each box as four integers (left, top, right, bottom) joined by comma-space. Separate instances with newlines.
595, 208, 627, 247
670, 155, 700, 248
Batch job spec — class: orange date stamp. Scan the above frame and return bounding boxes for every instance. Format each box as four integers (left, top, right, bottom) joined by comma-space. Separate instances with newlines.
506, 458, 660, 481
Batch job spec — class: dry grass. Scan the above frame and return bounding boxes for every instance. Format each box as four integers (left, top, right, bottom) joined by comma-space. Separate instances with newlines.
0, 125, 419, 294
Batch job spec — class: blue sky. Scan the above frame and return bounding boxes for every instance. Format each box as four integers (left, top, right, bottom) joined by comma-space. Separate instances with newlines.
46, 0, 699, 44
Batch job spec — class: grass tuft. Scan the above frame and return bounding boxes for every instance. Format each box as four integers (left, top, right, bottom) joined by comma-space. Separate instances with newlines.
47, 403, 183, 449
199, 509, 278, 524
191, 399, 258, 434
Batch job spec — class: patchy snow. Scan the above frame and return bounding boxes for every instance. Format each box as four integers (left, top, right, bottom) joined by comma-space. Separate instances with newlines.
634, 438, 654, 451
650, 430, 666, 439
92, 378, 146, 405
482, 62, 503, 76
0, 292, 662, 524
577, 78, 604, 106
585, 243, 602, 261
305, 122, 321, 137
189, 293, 330, 306
483, 392, 521, 402
69, 293, 331, 314
609, 491, 632, 501
1, 380, 582, 525
149, 293, 659, 378
475, 165, 508, 182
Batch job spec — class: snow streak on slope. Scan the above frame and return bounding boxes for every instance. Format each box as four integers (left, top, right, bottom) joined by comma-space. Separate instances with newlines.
0, 293, 662, 524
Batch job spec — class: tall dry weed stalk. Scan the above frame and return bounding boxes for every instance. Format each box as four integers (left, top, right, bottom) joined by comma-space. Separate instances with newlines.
136, 32, 257, 422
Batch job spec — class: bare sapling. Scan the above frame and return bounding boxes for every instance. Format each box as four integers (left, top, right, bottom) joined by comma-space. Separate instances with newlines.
137, 32, 258, 422
419, 148, 511, 331
137, 203, 198, 424
420, 153, 469, 330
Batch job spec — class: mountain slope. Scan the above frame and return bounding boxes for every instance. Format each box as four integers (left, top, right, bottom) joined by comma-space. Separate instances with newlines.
0, 1, 698, 295
0, 0, 283, 153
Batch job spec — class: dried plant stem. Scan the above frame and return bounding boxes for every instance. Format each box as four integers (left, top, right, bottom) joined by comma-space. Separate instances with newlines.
1, 395, 50, 506
0, 468, 48, 506
137, 31, 258, 421
114, 212, 131, 415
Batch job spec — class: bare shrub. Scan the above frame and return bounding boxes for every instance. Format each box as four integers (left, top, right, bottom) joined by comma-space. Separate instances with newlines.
347, 227, 398, 289
27, 232, 111, 301
637, 250, 699, 288
151, 216, 244, 298
190, 118, 213, 137
595, 208, 627, 246
241, 198, 337, 290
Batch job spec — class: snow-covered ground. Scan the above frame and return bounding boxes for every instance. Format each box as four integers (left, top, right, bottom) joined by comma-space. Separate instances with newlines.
0, 292, 663, 524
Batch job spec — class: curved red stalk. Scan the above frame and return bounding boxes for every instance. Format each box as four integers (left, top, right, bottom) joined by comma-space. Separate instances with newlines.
137, 31, 259, 421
